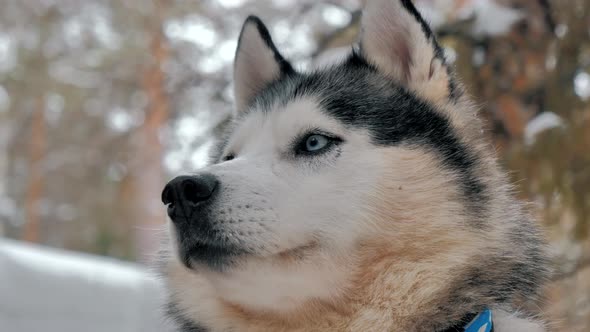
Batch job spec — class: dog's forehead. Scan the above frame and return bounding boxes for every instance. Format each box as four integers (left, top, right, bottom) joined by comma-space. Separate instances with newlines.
228, 97, 348, 153
241, 56, 434, 144
231, 58, 388, 135
249, 57, 387, 117
225, 54, 451, 149
252, 97, 345, 131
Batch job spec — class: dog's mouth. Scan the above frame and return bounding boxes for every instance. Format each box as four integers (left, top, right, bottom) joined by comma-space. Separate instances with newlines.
179, 242, 247, 270
274, 241, 319, 261
180, 240, 319, 271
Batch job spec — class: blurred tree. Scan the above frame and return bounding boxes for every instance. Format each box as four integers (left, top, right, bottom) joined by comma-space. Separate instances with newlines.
130, 0, 170, 259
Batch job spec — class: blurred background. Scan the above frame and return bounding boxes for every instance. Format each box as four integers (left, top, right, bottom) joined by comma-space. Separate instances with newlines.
0, 0, 588, 331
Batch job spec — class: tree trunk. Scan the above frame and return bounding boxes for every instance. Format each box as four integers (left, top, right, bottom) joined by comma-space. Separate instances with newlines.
23, 95, 46, 243
131, 8, 170, 261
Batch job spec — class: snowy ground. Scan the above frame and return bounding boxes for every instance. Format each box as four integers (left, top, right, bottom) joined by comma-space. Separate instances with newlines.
0, 239, 174, 332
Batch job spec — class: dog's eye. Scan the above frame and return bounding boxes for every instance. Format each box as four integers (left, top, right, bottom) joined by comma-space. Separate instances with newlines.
222, 154, 235, 162
295, 133, 341, 156
305, 135, 329, 152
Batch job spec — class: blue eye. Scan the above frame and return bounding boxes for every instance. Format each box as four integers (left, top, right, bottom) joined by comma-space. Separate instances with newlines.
305, 134, 329, 152
295, 131, 342, 156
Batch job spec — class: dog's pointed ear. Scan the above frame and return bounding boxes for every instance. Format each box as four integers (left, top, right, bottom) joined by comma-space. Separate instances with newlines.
233, 16, 294, 113
359, 0, 457, 102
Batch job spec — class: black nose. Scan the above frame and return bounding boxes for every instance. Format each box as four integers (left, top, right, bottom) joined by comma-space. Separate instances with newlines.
162, 173, 219, 210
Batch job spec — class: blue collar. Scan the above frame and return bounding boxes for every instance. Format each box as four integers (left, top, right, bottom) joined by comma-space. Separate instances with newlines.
464, 309, 493, 332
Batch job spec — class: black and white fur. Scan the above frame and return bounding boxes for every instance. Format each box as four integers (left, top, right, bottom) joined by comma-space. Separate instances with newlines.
160, 1, 550, 331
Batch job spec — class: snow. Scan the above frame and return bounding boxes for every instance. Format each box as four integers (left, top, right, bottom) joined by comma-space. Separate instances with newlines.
165, 16, 218, 49
216, 0, 247, 9
419, 0, 523, 37
574, 71, 590, 101
0, 239, 174, 332
524, 112, 565, 146
321, 5, 352, 27
467, 0, 523, 37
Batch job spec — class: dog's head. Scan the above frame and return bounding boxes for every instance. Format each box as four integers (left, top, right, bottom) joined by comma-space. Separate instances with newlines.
161, 0, 542, 316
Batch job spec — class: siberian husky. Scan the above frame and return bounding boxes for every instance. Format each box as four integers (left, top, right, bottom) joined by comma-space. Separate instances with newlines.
159, 0, 550, 331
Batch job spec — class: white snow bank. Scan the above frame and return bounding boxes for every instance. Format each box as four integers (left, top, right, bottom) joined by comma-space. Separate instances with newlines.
0, 238, 174, 332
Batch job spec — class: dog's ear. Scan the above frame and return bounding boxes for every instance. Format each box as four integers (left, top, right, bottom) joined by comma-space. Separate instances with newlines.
233, 16, 294, 113
359, 0, 457, 103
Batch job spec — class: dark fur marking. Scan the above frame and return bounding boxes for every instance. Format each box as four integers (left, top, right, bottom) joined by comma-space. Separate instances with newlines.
439, 222, 549, 329
400, 0, 436, 42
167, 302, 208, 332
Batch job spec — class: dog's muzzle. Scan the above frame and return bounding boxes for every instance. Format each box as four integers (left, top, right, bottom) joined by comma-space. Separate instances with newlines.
162, 173, 243, 269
